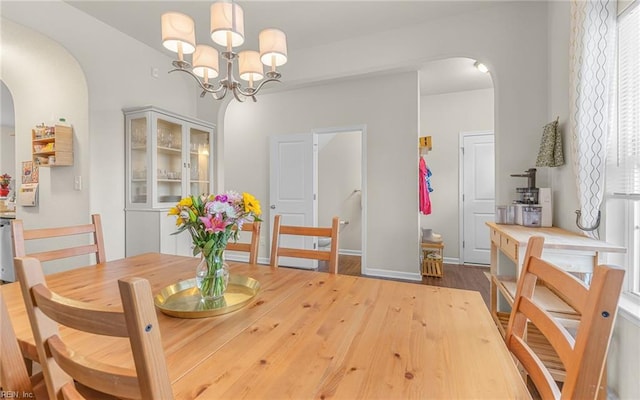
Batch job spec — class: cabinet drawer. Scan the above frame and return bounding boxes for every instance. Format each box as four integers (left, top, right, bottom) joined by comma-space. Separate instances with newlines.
500, 236, 518, 262
491, 228, 501, 246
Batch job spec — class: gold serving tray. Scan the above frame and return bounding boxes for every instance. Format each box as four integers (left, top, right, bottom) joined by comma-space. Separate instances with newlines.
154, 275, 260, 318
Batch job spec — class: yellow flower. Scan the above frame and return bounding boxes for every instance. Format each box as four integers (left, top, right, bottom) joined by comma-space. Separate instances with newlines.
243, 192, 261, 216
178, 197, 193, 207
167, 206, 180, 215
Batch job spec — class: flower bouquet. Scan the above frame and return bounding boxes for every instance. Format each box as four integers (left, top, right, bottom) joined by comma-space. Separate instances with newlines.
0, 173, 11, 197
0, 173, 11, 187
169, 191, 261, 300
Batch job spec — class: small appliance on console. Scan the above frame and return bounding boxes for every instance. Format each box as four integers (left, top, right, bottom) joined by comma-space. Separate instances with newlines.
510, 168, 552, 227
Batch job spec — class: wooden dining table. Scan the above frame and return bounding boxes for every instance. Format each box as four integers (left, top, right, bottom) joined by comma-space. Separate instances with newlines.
1, 253, 531, 399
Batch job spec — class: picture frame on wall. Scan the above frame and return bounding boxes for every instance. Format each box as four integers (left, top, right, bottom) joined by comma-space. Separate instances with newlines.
22, 160, 38, 184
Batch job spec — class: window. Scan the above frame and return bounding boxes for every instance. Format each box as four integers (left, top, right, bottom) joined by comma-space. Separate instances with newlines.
606, 1, 640, 303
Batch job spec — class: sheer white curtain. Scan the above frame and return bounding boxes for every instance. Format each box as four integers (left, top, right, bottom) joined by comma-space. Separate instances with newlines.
570, 0, 617, 238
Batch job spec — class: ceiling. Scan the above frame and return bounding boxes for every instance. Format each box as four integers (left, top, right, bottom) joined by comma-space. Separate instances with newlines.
65, 1, 494, 96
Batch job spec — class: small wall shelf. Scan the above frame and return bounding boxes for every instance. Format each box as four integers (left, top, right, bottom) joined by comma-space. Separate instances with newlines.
32, 124, 73, 166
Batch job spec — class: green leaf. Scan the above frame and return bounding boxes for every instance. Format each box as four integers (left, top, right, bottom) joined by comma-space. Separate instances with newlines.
187, 208, 197, 223
193, 194, 202, 210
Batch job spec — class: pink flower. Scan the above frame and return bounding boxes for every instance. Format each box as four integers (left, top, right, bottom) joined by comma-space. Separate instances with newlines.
199, 214, 231, 233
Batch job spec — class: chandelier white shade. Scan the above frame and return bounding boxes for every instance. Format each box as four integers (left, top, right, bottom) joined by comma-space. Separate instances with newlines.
161, 1, 288, 102
239, 50, 264, 83
161, 12, 196, 55
192, 45, 219, 80
210, 2, 245, 48
260, 28, 288, 67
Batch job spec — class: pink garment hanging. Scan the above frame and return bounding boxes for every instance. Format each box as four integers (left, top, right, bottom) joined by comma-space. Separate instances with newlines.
419, 157, 432, 215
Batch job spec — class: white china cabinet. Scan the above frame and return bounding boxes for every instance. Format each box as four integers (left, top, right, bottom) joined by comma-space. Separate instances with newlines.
124, 106, 215, 256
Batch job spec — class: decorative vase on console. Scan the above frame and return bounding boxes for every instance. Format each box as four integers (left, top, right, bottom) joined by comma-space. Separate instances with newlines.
168, 191, 262, 301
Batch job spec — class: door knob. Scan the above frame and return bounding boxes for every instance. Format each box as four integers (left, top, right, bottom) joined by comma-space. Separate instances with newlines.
270, 205, 276, 209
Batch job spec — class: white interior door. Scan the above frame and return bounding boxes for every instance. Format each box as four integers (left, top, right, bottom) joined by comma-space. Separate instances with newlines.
269, 133, 317, 269
461, 132, 495, 265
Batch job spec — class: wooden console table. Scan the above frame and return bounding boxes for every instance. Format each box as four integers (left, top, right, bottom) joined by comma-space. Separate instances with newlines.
486, 222, 626, 336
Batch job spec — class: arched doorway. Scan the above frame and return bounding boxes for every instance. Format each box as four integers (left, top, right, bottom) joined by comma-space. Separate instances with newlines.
418, 57, 494, 265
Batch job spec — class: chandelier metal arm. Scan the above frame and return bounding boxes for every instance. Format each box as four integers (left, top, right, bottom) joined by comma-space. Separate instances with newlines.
212, 87, 228, 100
232, 88, 245, 103
169, 67, 225, 94
234, 78, 281, 98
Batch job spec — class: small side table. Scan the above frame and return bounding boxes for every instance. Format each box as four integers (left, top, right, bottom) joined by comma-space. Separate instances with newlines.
421, 242, 444, 278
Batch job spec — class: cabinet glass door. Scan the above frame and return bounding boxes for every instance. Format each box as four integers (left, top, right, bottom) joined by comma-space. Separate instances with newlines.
189, 127, 211, 196
156, 118, 183, 204
129, 116, 148, 204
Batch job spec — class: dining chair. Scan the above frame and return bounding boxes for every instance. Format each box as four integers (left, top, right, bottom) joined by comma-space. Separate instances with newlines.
505, 236, 625, 400
11, 214, 106, 264
15, 256, 173, 400
225, 221, 261, 264
270, 215, 340, 274
0, 291, 47, 399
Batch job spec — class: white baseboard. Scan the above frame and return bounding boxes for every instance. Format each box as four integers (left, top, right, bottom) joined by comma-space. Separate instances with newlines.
225, 253, 271, 265
339, 249, 361, 256
443, 257, 459, 264
362, 267, 422, 282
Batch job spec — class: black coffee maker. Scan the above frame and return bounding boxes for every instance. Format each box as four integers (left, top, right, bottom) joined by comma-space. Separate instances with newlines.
511, 168, 539, 204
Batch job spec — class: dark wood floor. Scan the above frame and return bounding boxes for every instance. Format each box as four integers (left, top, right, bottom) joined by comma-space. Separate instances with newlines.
319, 255, 490, 307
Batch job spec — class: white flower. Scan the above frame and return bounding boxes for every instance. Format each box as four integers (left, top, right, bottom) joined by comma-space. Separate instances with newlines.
209, 201, 237, 218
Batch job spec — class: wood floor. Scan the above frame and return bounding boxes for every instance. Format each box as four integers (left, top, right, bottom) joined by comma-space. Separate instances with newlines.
319, 255, 491, 307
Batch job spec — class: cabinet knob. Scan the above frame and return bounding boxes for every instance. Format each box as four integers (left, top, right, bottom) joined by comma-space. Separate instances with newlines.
270, 205, 276, 209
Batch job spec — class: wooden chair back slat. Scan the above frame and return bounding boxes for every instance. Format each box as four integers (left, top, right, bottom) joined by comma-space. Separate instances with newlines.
12, 214, 106, 264
277, 248, 332, 261
47, 335, 140, 398
509, 334, 562, 399
527, 258, 589, 314
28, 244, 101, 264
270, 215, 340, 274
15, 257, 173, 399
505, 236, 625, 400
225, 221, 261, 264
279, 225, 333, 237
23, 224, 98, 240
518, 297, 575, 365
31, 284, 128, 337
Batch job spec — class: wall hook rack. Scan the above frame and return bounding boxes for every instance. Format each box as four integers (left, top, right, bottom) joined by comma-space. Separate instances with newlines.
575, 209, 601, 232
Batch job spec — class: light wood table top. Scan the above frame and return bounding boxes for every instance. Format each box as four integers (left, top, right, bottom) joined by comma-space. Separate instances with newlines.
486, 222, 626, 253
2, 253, 531, 399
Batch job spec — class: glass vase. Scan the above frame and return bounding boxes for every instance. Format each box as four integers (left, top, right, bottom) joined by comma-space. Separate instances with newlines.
195, 249, 229, 301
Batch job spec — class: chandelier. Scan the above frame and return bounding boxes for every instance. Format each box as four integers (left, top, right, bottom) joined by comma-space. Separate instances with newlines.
161, 1, 287, 102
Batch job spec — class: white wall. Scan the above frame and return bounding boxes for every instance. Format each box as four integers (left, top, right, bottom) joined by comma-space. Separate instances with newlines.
420, 88, 494, 260
0, 126, 15, 181
1, 82, 16, 179
224, 72, 420, 280
1, 18, 90, 272
546, 1, 577, 232
1, 1, 220, 260
546, 3, 639, 398
2, 0, 549, 273
281, 2, 548, 211
318, 132, 362, 253
221, 1, 548, 279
